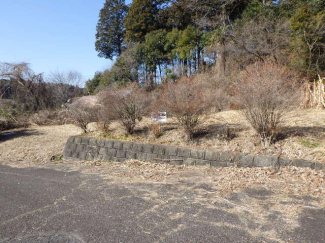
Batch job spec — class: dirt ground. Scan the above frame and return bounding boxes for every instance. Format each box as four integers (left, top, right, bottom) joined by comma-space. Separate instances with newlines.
89, 108, 325, 163
0, 122, 325, 242
0, 124, 82, 165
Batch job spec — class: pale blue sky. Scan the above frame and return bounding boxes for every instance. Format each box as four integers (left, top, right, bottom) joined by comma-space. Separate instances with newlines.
0, 0, 132, 85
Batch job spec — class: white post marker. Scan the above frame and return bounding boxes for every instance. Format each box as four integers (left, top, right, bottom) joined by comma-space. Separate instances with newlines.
151, 112, 167, 123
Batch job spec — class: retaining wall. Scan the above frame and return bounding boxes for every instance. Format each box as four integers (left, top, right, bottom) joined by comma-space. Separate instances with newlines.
63, 136, 325, 170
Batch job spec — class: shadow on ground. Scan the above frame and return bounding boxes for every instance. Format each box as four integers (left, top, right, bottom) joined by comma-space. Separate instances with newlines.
194, 123, 247, 141
279, 126, 325, 140
0, 129, 43, 142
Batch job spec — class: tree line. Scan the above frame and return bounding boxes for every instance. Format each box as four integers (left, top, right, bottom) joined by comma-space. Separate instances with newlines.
86, 0, 325, 93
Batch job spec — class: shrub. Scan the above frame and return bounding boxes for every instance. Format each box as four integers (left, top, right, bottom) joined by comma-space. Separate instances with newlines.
99, 83, 149, 135
97, 120, 111, 134
157, 77, 214, 140
150, 123, 163, 138
30, 110, 52, 125
235, 62, 300, 147
30, 109, 72, 126
68, 106, 98, 133
0, 118, 29, 132
0, 101, 29, 132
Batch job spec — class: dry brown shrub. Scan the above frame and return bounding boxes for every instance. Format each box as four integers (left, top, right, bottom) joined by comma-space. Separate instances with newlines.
235, 61, 301, 147
97, 120, 111, 134
30, 109, 72, 126
0, 118, 29, 132
150, 123, 163, 138
99, 83, 150, 135
157, 77, 215, 140
0, 101, 29, 132
197, 73, 231, 111
67, 106, 98, 133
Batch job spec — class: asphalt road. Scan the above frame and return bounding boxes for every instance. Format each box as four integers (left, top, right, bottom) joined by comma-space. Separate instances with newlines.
0, 165, 324, 243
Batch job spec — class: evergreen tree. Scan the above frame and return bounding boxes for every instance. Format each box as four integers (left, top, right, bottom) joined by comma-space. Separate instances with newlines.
85, 72, 102, 95
124, 0, 160, 42
290, 5, 325, 75
95, 0, 128, 59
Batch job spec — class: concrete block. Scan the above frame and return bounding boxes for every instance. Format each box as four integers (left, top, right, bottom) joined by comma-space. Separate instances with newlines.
67, 137, 75, 144
219, 151, 235, 163
190, 149, 205, 159
97, 139, 106, 147
63, 149, 72, 158
314, 162, 325, 171
168, 156, 183, 162
132, 143, 143, 152
294, 159, 313, 168
154, 154, 168, 163
113, 141, 123, 150
99, 147, 107, 155
85, 146, 93, 153
126, 151, 137, 159
196, 159, 211, 166
78, 152, 87, 160
116, 150, 126, 158
74, 137, 82, 144
183, 158, 196, 166
104, 140, 114, 148
237, 154, 254, 167
137, 152, 147, 161
170, 159, 183, 165
205, 150, 220, 161
165, 146, 178, 156
153, 145, 165, 155
76, 144, 85, 153
254, 156, 277, 167
87, 153, 95, 161
107, 149, 117, 157
143, 144, 154, 153
123, 142, 134, 150
146, 153, 158, 161
81, 137, 90, 145
72, 152, 79, 158
89, 138, 98, 146
103, 154, 112, 161
177, 148, 191, 157
211, 160, 227, 168
279, 158, 292, 166
68, 144, 77, 151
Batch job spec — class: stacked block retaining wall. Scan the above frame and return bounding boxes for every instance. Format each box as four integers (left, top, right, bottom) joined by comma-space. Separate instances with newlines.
63, 136, 325, 170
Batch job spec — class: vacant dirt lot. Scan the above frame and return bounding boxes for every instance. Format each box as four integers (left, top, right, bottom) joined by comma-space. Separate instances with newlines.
0, 121, 325, 242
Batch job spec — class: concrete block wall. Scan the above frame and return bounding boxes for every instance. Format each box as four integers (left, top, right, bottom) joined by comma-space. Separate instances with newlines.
63, 136, 325, 171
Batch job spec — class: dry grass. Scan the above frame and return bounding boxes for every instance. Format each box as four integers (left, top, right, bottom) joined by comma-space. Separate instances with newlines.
0, 122, 324, 241
89, 108, 325, 163
0, 124, 82, 165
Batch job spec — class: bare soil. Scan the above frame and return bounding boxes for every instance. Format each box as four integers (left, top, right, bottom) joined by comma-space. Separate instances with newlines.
90, 108, 325, 163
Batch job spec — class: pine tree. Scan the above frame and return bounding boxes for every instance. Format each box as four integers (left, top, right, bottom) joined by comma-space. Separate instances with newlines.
95, 0, 128, 59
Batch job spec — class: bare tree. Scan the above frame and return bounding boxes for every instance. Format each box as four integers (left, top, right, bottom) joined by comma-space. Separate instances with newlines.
0, 62, 53, 112
66, 104, 98, 133
99, 83, 149, 135
47, 70, 83, 106
235, 61, 300, 147
157, 77, 215, 140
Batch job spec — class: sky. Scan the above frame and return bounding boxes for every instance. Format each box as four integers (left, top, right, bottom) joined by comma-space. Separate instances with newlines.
0, 0, 132, 85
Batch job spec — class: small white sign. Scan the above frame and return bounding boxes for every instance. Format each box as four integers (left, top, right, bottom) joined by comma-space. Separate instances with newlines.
151, 112, 167, 123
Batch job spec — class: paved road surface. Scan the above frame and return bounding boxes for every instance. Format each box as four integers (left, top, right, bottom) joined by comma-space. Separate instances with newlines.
0, 165, 324, 243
